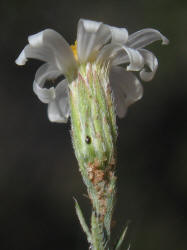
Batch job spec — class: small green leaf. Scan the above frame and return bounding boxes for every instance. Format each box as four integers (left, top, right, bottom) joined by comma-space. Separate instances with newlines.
127, 244, 131, 250
74, 198, 92, 244
114, 224, 129, 250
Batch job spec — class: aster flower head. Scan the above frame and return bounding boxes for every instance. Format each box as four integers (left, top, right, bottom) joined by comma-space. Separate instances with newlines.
16, 20, 169, 248
16, 19, 169, 123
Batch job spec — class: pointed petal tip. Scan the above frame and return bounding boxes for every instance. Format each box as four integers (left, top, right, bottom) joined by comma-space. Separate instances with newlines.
127, 28, 170, 49
15, 49, 27, 65
162, 36, 169, 45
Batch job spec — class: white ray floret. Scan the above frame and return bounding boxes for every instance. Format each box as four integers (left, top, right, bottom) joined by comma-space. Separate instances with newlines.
16, 19, 169, 122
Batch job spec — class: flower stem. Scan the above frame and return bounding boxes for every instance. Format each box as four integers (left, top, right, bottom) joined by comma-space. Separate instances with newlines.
69, 63, 117, 249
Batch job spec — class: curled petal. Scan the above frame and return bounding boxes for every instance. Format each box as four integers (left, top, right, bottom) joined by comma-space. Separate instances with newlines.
15, 47, 28, 65
29, 29, 77, 74
107, 25, 128, 44
16, 29, 77, 75
126, 28, 169, 49
123, 46, 144, 71
139, 49, 158, 81
47, 79, 70, 123
98, 45, 144, 71
96, 44, 120, 64
15, 44, 54, 65
110, 66, 143, 118
77, 19, 111, 62
111, 48, 129, 66
33, 63, 62, 103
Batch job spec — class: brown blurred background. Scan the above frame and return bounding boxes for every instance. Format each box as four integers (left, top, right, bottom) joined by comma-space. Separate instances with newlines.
0, 0, 187, 249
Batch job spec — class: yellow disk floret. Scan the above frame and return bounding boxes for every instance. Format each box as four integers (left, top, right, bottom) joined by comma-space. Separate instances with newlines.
70, 40, 78, 61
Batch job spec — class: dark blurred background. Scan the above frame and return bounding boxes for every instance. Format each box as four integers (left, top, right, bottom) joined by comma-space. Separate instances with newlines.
0, 0, 187, 249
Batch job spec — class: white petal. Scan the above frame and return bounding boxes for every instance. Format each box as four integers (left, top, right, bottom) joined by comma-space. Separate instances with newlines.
77, 19, 111, 62
96, 44, 120, 64
15, 48, 28, 65
16, 29, 77, 75
123, 46, 144, 71
110, 66, 143, 118
109, 46, 130, 66
47, 80, 70, 123
98, 44, 144, 71
33, 63, 62, 104
15, 44, 53, 65
107, 25, 128, 44
111, 50, 129, 66
126, 28, 169, 49
29, 29, 77, 74
139, 49, 158, 81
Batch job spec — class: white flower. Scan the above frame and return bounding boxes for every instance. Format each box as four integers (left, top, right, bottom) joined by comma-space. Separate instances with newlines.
15, 19, 169, 123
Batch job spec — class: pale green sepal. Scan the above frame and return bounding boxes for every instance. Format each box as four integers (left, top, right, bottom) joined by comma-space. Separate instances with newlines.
114, 224, 129, 250
74, 198, 92, 244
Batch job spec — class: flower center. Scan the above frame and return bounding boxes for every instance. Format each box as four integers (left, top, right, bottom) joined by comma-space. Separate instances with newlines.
70, 40, 78, 61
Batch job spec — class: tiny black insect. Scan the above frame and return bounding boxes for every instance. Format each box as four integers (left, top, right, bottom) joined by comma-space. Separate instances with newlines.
85, 136, 91, 144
